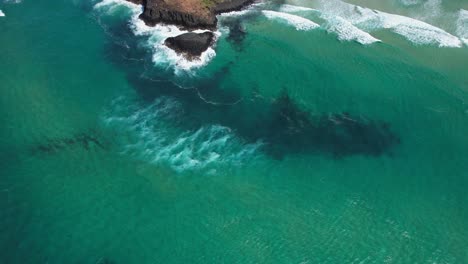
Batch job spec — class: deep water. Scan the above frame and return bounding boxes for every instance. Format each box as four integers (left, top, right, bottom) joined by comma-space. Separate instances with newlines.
1, 0, 468, 263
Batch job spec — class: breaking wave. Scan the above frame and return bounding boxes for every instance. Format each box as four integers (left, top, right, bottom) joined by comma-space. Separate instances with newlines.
315, 0, 462, 48
356, 8, 462, 47
277, 4, 379, 45
102, 96, 262, 172
278, 4, 317, 13
262, 10, 319, 31
0, 10, 4, 17
321, 14, 381, 45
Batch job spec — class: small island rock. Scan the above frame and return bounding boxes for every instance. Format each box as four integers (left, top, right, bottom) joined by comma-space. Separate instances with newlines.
165, 32, 215, 59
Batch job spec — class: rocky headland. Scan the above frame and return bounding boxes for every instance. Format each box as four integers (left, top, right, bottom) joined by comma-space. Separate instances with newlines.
127, 0, 255, 59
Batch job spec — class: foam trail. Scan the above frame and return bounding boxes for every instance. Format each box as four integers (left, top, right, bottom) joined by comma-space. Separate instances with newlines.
0, 10, 4, 17
94, 0, 218, 73
262, 10, 319, 31
457, 9, 468, 46
103, 96, 262, 172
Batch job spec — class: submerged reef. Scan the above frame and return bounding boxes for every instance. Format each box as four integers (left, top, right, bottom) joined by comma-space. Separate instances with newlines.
258, 91, 400, 158
102, 20, 400, 161
31, 132, 107, 155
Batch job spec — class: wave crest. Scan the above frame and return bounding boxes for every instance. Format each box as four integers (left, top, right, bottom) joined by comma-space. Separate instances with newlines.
322, 15, 381, 44
313, 0, 462, 47
262, 10, 319, 31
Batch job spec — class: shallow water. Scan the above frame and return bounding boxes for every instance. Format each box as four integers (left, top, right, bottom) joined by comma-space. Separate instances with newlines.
1, 0, 468, 263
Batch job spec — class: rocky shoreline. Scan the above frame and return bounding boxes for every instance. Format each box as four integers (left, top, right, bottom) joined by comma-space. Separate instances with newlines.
127, 0, 255, 58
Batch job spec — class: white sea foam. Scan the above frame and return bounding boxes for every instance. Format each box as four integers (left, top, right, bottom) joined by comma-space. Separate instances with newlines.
316, 0, 462, 48
278, 4, 379, 45
0, 10, 4, 17
103, 96, 262, 172
278, 4, 317, 13
218, 9, 254, 18
94, 0, 139, 14
94, 0, 218, 73
399, 0, 421, 6
131, 15, 219, 73
420, 0, 442, 20
456, 9, 468, 46
322, 14, 381, 45
262, 10, 319, 31
359, 9, 462, 47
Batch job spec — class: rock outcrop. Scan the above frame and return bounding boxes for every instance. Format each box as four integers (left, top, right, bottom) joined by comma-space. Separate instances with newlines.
138, 0, 254, 29
211, 0, 255, 14
164, 32, 215, 59
128, 0, 255, 58
140, 2, 216, 29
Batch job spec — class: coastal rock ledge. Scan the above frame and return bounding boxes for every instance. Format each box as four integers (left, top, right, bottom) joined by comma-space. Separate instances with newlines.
164, 32, 215, 59
127, 0, 255, 58
132, 0, 255, 29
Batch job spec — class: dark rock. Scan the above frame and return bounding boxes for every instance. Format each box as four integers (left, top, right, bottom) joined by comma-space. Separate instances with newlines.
165, 32, 215, 59
126, 0, 143, 5
137, 0, 255, 30
211, 0, 256, 14
140, 8, 217, 30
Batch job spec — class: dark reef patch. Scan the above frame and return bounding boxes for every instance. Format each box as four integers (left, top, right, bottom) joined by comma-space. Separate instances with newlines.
253, 91, 400, 159
100, 17, 400, 160
226, 20, 247, 50
31, 132, 108, 155
219, 10, 262, 51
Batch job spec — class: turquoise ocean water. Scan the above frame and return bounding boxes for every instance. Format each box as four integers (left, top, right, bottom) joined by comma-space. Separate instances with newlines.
1, 0, 468, 262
